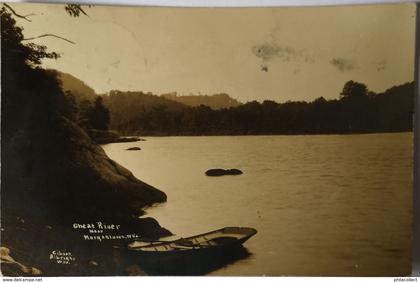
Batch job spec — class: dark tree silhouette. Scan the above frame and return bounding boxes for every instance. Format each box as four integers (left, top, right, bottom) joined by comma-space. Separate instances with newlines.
1, 6, 172, 277
65, 4, 90, 17
84, 96, 110, 130
2, 3, 88, 45
101, 80, 413, 136
340, 80, 368, 100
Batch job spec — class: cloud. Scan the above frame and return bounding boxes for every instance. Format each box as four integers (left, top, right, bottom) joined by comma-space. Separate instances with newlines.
252, 43, 309, 63
330, 58, 355, 71
374, 60, 387, 72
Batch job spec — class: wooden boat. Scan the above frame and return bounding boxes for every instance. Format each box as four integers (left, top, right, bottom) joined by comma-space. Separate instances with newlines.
126, 227, 257, 275
127, 226, 257, 260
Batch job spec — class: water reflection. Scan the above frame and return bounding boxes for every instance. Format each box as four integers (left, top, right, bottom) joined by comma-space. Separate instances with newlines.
125, 245, 251, 276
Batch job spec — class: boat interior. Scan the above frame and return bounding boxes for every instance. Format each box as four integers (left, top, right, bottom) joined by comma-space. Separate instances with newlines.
128, 227, 257, 252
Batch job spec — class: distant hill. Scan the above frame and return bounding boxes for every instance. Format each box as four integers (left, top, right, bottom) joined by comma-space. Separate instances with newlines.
42, 72, 414, 136
105, 81, 414, 136
102, 90, 188, 134
161, 92, 241, 109
52, 70, 97, 103
50, 70, 241, 112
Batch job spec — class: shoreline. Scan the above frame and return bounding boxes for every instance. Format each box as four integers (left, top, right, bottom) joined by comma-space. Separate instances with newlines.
111, 130, 413, 140
1, 118, 172, 276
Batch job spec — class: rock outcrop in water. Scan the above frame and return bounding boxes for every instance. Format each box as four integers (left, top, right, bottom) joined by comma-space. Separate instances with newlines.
205, 169, 243, 176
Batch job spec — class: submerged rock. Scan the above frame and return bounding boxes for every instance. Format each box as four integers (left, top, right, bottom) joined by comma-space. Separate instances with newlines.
127, 147, 141, 151
205, 169, 243, 176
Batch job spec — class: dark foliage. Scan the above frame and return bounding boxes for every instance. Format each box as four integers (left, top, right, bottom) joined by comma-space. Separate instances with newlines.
81, 96, 110, 130
102, 90, 188, 134
1, 6, 165, 225
104, 81, 414, 136
64, 4, 90, 18
1, 7, 72, 142
161, 92, 242, 109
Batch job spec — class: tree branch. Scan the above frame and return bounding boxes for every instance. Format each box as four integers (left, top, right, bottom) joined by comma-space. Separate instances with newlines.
64, 4, 90, 18
22, 34, 75, 45
3, 3, 32, 22
78, 6, 88, 17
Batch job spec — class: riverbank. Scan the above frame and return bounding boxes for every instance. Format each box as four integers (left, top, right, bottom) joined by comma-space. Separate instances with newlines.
1, 213, 170, 276
1, 116, 171, 276
88, 129, 145, 145
112, 129, 413, 137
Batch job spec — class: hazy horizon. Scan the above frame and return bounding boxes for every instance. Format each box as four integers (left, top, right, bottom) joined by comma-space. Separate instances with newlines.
12, 3, 416, 103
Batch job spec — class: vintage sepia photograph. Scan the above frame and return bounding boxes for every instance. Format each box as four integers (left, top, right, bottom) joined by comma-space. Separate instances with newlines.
0, 2, 416, 277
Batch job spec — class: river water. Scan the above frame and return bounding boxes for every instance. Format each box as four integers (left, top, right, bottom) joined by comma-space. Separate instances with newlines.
103, 133, 413, 276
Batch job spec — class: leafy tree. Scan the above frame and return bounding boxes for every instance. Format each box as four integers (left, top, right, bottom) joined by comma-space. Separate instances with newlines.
1, 7, 60, 69
102, 80, 413, 136
84, 96, 110, 130
65, 4, 90, 17
340, 80, 368, 100
1, 7, 65, 142
1, 4, 89, 138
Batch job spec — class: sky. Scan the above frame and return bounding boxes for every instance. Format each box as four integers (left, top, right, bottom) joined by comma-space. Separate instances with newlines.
12, 2, 416, 103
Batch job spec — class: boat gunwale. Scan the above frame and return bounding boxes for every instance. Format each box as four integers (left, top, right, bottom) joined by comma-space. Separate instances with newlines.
127, 226, 257, 250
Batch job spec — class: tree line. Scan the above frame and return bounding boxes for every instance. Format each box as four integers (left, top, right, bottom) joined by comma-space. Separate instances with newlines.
101, 80, 414, 136
3, 2, 412, 139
